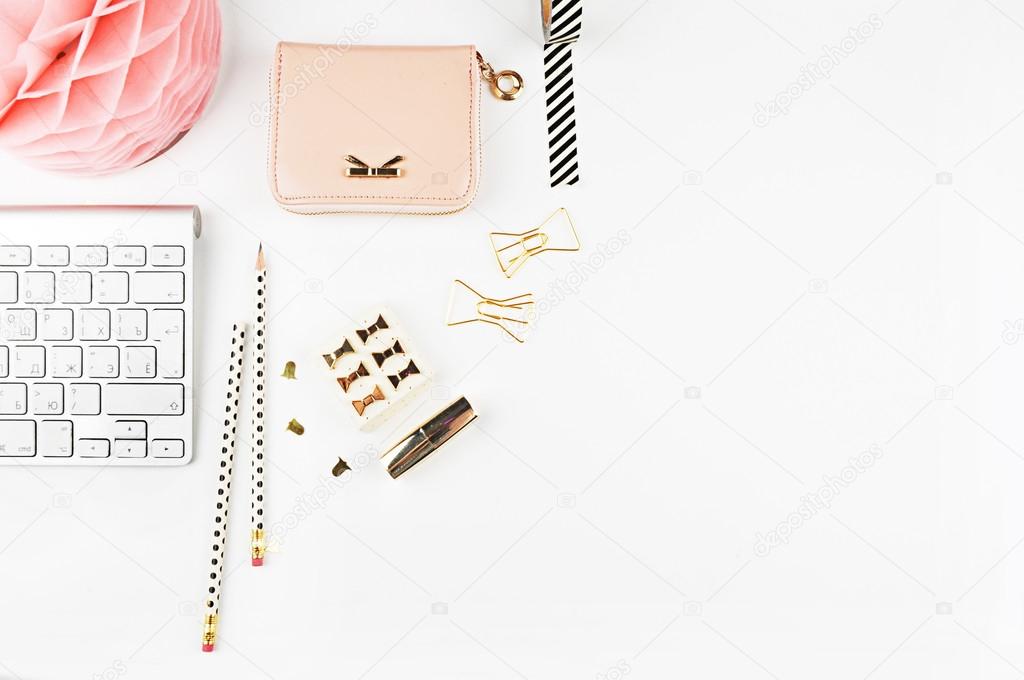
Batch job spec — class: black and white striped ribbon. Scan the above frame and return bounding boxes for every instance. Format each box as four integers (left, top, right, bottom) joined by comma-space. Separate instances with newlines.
543, 0, 582, 187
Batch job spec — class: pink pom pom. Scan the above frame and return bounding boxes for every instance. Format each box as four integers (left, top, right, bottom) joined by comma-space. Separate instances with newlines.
0, 0, 221, 174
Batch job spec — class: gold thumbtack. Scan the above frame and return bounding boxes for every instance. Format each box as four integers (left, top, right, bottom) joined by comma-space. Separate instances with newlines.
286, 418, 305, 435
281, 361, 296, 379
331, 457, 351, 477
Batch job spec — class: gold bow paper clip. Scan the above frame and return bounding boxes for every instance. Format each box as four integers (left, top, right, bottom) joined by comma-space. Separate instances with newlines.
445, 279, 535, 343
352, 384, 386, 416
345, 155, 405, 178
489, 207, 580, 278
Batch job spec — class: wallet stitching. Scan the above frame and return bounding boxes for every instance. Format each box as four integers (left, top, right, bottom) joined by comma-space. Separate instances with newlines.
271, 46, 477, 203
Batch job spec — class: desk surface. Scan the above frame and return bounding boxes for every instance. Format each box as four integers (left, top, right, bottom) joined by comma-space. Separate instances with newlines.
1, 1, 1023, 678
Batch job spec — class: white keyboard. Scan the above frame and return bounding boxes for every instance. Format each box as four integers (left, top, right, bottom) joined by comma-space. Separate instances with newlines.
0, 205, 198, 466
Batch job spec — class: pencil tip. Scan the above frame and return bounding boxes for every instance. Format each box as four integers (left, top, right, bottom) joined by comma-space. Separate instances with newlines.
255, 244, 265, 270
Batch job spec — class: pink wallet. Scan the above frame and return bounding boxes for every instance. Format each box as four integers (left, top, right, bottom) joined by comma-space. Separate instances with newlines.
268, 43, 522, 215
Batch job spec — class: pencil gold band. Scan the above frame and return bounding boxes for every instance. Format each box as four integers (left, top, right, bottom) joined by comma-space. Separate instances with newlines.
251, 529, 266, 560
202, 613, 218, 646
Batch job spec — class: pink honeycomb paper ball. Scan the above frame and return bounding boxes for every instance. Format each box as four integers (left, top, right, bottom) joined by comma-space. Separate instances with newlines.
0, 0, 221, 174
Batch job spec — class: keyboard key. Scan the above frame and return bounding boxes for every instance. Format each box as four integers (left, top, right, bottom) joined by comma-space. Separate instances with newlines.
57, 271, 91, 303
151, 309, 184, 378
151, 246, 185, 266
2, 308, 36, 340
152, 439, 185, 458
133, 271, 184, 303
0, 272, 16, 303
114, 420, 147, 439
21, 271, 55, 303
51, 346, 83, 378
12, 346, 44, 378
105, 383, 184, 416
124, 346, 156, 378
0, 246, 30, 266
95, 271, 128, 303
0, 421, 35, 456
112, 246, 145, 266
69, 383, 101, 415
114, 440, 146, 458
31, 383, 63, 415
79, 308, 110, 340
87, 346, 119, 378
41, 308, 73, 340
78, 438, 110, 458
36, 246, 70, 266
39, 420, 72, 457
115, 309, 147, 340
0, 347, 7, 377
72, 245, 107, 266
0, 383, 28, 414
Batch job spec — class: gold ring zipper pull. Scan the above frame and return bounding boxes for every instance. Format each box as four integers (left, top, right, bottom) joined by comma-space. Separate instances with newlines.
476, 51, 524, 101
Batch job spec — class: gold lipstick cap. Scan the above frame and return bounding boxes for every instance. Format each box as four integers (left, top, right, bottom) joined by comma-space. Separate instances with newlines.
380, 396, 476, 479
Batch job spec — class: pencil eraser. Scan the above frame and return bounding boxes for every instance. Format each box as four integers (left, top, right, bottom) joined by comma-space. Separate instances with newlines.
202, 643, 214, 652
251, 557, 263, 566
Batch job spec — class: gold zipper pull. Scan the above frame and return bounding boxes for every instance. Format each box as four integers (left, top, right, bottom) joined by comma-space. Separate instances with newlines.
476, 51, 524, 101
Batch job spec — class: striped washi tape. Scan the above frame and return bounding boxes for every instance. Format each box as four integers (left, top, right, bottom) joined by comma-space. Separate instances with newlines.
543, 0, 583, 187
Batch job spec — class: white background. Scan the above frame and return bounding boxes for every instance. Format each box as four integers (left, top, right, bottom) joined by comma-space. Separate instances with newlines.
1, 1, 1024, 678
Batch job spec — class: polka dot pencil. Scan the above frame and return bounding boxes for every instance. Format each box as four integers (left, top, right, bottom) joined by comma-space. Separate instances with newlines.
249, 245, 268, 566
201, 321, 248, 653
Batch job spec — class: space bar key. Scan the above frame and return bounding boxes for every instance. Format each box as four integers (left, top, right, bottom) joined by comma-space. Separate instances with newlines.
104, 383, 185, 416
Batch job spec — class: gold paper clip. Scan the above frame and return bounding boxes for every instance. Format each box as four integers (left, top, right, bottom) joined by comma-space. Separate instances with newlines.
445, 279, 535, 343
489, 207, 580, 278
345, 155, 404, 178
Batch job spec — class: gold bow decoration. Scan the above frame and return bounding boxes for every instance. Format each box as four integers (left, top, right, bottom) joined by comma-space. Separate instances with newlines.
387, 360, 420, 388
352, 384, 386, 416
336, 362, 369, 393
356, 314, 389, 342
372, 340, 404, 368
322, 338, 355, 369
345, 155, 405, 178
